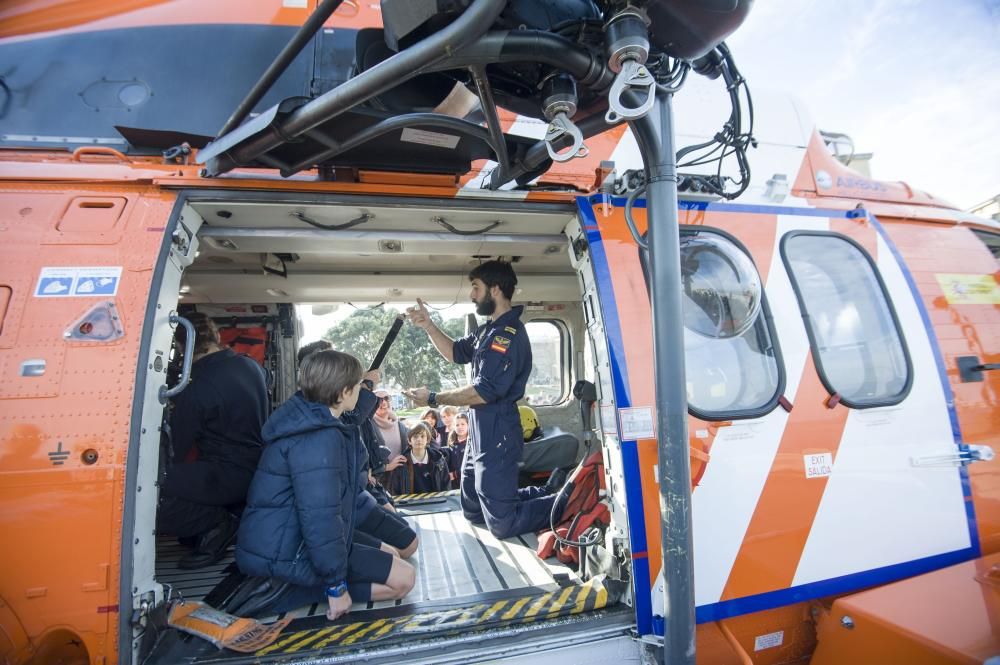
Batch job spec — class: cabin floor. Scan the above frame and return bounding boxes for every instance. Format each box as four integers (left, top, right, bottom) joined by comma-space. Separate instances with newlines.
146, 492, 629, 664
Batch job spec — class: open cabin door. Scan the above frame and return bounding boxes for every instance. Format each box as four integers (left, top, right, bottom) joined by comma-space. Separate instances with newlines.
122, 201, 204, 663
572, 194, 979, 637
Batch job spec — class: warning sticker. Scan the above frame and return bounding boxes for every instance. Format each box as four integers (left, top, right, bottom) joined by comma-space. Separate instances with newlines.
804, 452, 833, 479
35, 267, 122, 298
618, 407, 655, 440
935, 273, 1000, 305
754, 630, 784, 651
400, 128, 461, 149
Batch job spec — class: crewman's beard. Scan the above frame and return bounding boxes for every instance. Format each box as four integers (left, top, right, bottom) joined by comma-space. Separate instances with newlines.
475, 292, 497, 317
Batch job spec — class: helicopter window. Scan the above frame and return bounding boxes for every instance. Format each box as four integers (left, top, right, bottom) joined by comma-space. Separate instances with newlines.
523, 319, 569, 406
675, 230, 785, 420
972, 229, 1000, 261
781, 232, 912, 408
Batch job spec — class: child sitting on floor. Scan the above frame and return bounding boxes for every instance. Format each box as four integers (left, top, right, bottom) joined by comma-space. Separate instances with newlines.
235, 350, 415, 620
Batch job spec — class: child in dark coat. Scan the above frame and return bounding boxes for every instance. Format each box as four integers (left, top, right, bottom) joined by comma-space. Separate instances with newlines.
388, 422, 450, 495
236, 350, 415, 620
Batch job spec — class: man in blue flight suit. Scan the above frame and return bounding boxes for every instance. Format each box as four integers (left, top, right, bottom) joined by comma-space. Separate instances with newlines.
404, 261, 565, 539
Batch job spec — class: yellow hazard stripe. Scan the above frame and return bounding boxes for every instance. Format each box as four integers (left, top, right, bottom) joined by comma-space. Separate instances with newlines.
282, 625, 341, 654
312, 621, 365, 649
395, 489, 459, 501
341, 618, 389, 645
480, 599, 509, 622
543, 585, 576, 617
500, 595, 533, 621
258, 580, 610, 655
522, 592, 555, 620
256, 629, 312, 656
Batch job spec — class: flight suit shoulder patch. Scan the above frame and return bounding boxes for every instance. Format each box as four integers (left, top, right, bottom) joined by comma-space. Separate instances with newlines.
504, 326, 517, 334
490, 335, 510, 354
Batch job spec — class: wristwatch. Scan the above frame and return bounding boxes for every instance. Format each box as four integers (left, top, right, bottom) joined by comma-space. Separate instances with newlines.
427, 392, 438, 408
326, 581, 348, 598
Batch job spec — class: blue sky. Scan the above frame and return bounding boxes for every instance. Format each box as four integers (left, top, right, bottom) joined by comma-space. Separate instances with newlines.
726, 0, 1000, 208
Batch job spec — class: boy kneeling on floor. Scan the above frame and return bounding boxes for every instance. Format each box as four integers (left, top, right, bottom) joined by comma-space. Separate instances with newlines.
236, 350, 415, 620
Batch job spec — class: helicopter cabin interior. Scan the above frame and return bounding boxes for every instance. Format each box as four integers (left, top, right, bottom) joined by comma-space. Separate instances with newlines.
140, 191, 640, 662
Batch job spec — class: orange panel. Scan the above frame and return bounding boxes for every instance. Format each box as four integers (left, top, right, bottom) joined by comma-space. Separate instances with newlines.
811, 553, 1000, 665
56, 196, 127, 233
721, 355, 850, 600
0, 185, 174, 665
878, 220, 1000, 555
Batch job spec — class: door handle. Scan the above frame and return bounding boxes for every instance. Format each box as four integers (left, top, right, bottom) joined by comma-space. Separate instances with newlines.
159, 313, 195, 404
911, 444, 995, 468
958, 355, 1000, 383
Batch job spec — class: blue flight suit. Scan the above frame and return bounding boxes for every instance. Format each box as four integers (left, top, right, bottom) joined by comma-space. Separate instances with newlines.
453, 305, 556, 539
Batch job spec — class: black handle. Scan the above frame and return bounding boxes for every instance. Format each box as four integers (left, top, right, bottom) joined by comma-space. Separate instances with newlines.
369, 315, 404, 372
958, 355, 1000, 383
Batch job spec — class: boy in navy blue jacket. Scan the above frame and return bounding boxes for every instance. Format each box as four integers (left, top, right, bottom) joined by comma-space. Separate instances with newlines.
236, 350, 415, 620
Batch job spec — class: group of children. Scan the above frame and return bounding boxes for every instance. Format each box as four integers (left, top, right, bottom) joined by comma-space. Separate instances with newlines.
384, 407, 469, 495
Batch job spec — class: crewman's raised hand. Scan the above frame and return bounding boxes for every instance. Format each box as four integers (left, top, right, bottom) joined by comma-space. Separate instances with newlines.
403, 386, 430, 407
405, 298, 432, 330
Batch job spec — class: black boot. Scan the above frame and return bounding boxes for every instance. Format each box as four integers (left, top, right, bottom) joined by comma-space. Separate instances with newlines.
544, 467, 569, 495
179, 512, 239, 570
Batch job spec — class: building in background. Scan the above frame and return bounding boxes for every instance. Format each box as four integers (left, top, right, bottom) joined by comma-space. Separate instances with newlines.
970, 194, 1000, 222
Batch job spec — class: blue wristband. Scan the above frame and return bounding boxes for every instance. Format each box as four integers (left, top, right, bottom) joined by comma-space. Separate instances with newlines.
326, 581, 348, 598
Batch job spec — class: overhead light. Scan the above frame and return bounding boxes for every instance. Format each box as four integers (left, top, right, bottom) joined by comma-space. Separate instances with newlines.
311, 304, 338, 316
266, 288, 289, 297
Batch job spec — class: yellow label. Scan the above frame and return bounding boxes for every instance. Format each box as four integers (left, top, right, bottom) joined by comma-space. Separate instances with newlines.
934, 274, 1000, 305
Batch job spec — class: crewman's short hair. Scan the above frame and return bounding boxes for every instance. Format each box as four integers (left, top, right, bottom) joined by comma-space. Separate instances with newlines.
469, 260, 517, 300
299, 350, 363, 407
177, 311, 221, 356
297, 339, 332, 365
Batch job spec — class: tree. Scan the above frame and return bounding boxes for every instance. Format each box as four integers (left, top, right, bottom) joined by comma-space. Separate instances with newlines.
323, 307, 471, 392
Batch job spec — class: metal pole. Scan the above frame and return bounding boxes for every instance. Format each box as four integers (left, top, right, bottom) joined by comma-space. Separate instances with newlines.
469, 66, 510, 181
630, 90, 695, 664
217, 0, 346, 137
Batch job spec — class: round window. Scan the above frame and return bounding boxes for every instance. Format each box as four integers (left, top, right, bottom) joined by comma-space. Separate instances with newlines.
679, 233, 762, 339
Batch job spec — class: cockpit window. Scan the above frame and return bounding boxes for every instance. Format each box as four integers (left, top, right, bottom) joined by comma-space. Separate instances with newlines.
679, 231, 784, 419
780, 232, 912, 408
642, 228, 785, 420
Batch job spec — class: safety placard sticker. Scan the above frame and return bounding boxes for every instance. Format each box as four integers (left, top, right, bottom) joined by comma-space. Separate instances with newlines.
804, 452, 833, 479
400, 128, 461, 149
618, 407, 655, 440
754, 630, 784, 651
935, 273, 1000, 305
35, 267, 122, 298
